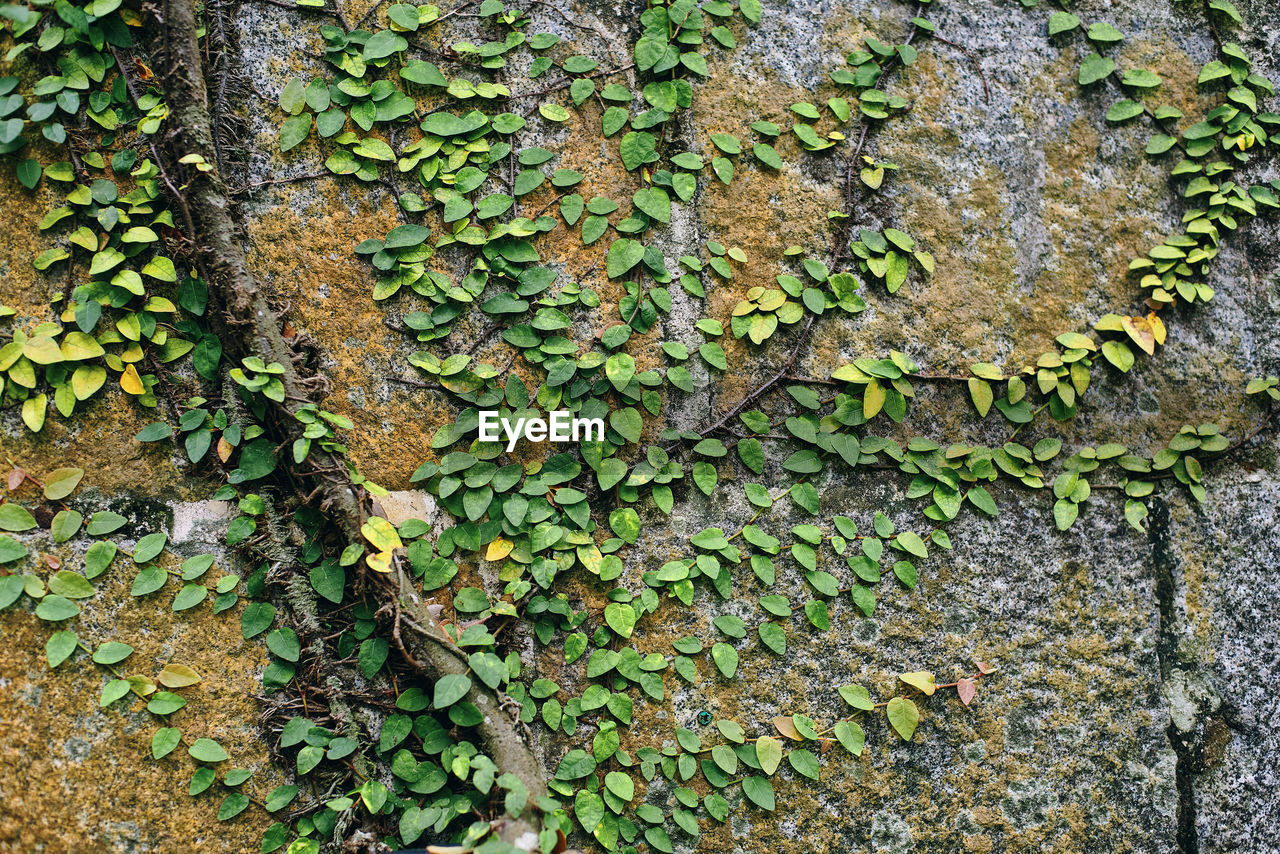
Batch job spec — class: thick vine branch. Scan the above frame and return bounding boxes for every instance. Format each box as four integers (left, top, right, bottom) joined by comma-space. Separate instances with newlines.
158, 0, 546, 842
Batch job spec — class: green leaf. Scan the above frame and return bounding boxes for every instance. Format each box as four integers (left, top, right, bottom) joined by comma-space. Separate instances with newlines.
172, 583, 208, 611
130, 566, 167, 596
758, 622, 786, 655
147, 691, 188, 715
0, 535, 27, 564
1054, 498, 1079, 530
1087, 22, 1125, 43
133, 532, 167, 564
16, 158, 41, 189
46, 630, 78, 667
606, 238, 645, 278
692, 461, 717, 495
737, 438, 765, 474
742, 776, 775, 811
756, 735, 782, 775
135, 421, 173, 442
264, 785, 299, 813
788, 748, 820, 780
604, 602, 637, 637
51, 510, 82, 545
279, 114, 312, 152
1079, 54, 1116, 86
86, 511, 127, 536
434, 673, 471, 708
151, 727, 182, 759
218, 793, 250, 820
47, 570, 93, 598
266, 628, 301, 662
92, 641, 133, 665
604, 770, 634, 802
1048, 11, 1080, 35
240, 601, 275, 638
803, 599, 829, 630
188, 738, 229, 763
834, 720, 865, 755
886, 696, 919, 740
633, 186, 671, 223
753, 142, 782, 169
0, 504, 37, 532
1106, 99, 1144, 122
35, 595, 80, 621
310, 562, 345, 604
710, 642, 738, 678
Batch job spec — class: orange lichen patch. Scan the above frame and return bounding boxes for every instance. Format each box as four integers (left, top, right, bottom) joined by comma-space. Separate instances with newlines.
242, 180, 438, 485
4, 390, 197, 502
0, 550, 276, 854
0, 169, 65, 318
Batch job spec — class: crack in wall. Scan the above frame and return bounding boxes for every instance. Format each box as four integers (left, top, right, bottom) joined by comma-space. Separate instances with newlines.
1149, 495, 1199, 854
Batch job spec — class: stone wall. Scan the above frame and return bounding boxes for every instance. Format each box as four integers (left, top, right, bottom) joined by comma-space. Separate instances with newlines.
2, 0, 1279, 852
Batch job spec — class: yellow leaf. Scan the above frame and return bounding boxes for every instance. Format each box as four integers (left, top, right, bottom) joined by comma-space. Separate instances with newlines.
21, 394, 47, 432
1148, 312, 1167, 346
158, 663, 201, 688
831, 363, 871, 383
120, 363, 144, 394
485, 537, 513, 562
898, 671, 936, 696
361, 516, 403, 553
862, 379, 886, 419
576, 543, 602, 574
1122, 316, 1155, 356
366, 550, 394, 573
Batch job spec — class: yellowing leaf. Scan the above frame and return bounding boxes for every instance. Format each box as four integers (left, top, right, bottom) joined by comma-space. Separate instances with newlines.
366, 550, 394, 573
21, 394, 47, 432
158, 663, 202, 688
1148, 312, 1167, 345
755, 734, 783, 775
23, 336, 63, 365
60, 331, 105, 360
361, 516, 403, 553
72, 365, 107, 400
898, 671, 936, 696
967, 378, 993, 417
43, 467, 84, 501
120, 364, 144, 395
886, 696, 919, 741
127, 674, 156, 696
1121, 315, 1156, 355
772, 715, 803, 741
485, 537, 513, 561
862, 379, 886, 419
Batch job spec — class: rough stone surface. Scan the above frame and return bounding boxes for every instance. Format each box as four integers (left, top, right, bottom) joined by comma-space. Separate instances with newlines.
3, 0, 1280, 851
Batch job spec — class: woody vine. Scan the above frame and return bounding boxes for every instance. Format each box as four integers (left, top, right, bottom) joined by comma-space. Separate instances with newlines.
0, 0, 1277, 852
